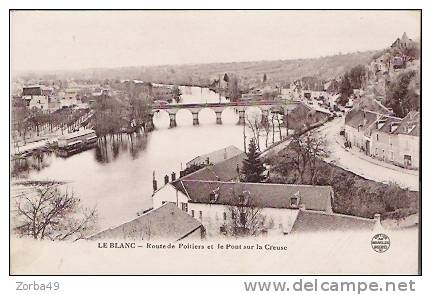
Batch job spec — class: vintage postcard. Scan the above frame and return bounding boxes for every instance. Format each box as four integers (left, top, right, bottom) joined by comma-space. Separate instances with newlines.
9, 10, 421, 275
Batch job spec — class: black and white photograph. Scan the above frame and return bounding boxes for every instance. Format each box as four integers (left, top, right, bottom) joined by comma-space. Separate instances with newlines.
8, 9, 421, 276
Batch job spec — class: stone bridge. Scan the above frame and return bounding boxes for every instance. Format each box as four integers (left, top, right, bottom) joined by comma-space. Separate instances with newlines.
150, 100, 301, 128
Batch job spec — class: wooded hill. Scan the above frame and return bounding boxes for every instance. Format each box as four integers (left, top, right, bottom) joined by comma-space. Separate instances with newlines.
21, 50, 378, 87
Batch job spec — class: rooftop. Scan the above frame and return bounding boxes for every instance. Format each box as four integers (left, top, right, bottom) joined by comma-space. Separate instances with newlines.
186, 145, 244, 166
175, 180, 333, 212
290, 210, 376, 233
88, 203, 203, 241
177, 152, 246, 183
394, 111, 420, 136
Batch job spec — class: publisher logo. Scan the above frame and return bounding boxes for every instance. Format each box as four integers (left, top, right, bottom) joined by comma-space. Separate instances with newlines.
371, 233, 390, 253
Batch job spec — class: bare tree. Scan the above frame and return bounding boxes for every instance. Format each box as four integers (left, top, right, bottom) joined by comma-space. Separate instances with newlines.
275, 113, 283, 140
287, 132, 329, 184
245, 113, 261, 151
223, 198, 266, 237
13, 183, 97, 241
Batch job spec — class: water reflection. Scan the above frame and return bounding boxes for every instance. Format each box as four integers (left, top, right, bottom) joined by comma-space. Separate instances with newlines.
18, 86, 287, 228
94, 132, 149, 164
11, 151, 54, 178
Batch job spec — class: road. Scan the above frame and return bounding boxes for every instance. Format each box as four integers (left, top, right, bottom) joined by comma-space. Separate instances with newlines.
315, 117, 419, 191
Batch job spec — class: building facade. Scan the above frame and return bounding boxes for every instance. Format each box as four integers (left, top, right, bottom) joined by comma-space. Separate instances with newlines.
153, 180, 335, 237
344, 109, 419, 169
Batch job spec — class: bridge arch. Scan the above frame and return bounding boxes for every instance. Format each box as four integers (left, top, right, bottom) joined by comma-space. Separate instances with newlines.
150, 100, 300, 127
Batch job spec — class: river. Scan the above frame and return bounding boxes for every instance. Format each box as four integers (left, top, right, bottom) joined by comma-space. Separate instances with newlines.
20, 86, 285, 229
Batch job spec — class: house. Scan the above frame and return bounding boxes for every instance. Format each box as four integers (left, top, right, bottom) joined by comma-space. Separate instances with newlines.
344, 109, 419, 169
60, 88, 80, 108
370, 115, 402, 162
186, 145, 244, 168
153, 180, 334, 237
393, 111, 420, 169
344, 109, 379, 154
154, 152, 246, 206
287, 103, 330, 131
88, 202, 205, 241
22, 85, 54, 112
28, 95, 49, 112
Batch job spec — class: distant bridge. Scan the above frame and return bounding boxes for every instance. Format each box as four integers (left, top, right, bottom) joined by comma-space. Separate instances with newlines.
150, 100, 301, 127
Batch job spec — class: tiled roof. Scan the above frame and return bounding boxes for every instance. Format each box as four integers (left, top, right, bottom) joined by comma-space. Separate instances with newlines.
186, 145, 244, 166
394, 111, 420, 136
345, 109, 378, 130
175, 152, 246, 184
290, 210, 376, 233
88, 203, 203, 241
22, 86, 42, 96
211, 153, 246, 180
373, 116, 402, 134
178, 180, 333, 212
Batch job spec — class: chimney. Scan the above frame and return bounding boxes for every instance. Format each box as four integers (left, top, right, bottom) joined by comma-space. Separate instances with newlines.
164, 174, 169, 185
152, 179, 158, 192
171, 172, 176, 182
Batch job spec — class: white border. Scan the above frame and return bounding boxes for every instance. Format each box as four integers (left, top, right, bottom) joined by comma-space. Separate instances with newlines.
2, 1, 429, 294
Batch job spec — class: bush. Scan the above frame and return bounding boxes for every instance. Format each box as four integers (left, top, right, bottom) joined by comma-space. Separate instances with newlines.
267, 149, 418, 220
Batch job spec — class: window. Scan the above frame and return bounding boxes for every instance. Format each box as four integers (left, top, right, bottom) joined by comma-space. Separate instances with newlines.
209, 192, 216, 202
191, 210, 195, 218
376, 134, 379, 141
199, 211, 202, 219
223, 212, 227, 221
231, 211, 235, 220
181, 202, 188, 212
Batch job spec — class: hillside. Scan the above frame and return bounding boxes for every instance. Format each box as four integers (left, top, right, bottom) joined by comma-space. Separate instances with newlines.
21, 50, 378, 87
342, 33, 421, 117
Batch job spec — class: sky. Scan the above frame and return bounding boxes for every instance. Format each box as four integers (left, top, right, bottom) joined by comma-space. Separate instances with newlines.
10, 10, 420, 72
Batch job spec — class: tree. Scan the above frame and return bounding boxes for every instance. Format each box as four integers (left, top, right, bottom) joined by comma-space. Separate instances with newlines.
222, 191, 266, 237
338, 73, 353, 106
245, 113, 261, 151
349, 65, 366, 89
13, 183, 97, 241
128, 93, 152, 133
223, 73, 229, 83
385, 70, 419, 117
241, 139, 266, 183
263, 73, 267, 83
228, 75, 241, 101
275, 132, 328, 184
225, 203, 266, 237
27, 108, 46, 137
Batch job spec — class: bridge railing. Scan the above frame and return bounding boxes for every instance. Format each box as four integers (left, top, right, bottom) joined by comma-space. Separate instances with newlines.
152, 100, 300, 109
